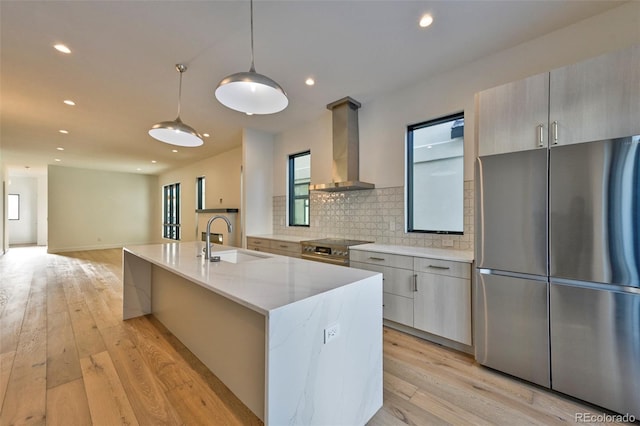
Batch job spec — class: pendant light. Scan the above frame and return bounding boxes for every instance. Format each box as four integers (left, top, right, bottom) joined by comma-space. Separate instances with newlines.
215, 0, 288, 115
149, 64, 204, 147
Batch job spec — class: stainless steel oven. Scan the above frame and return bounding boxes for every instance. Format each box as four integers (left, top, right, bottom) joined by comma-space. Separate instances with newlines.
300, 238, 372, 266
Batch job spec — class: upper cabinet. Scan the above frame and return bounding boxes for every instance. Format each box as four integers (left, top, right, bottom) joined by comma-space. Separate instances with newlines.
549, 45, 640, 147
478, 72, 549, 156
478, 45, 640, 156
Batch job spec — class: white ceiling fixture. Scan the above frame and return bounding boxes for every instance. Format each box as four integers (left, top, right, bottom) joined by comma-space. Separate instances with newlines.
59, 129, 69, 134
53, 43, 71, 54
63, 99, 76, 106
214, 0, 288, 115
419, 14, 434, 28
305, 77, 315, 86
149, 64, 204, 147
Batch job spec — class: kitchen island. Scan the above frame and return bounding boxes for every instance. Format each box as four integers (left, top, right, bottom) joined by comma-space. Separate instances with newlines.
122, 242, 382, 425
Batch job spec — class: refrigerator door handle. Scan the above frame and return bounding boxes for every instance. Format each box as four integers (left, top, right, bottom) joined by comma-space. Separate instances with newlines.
552, 278, 640, 295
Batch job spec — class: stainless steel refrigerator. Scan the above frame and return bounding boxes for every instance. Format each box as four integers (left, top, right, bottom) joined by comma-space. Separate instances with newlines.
476, 135, 640, 417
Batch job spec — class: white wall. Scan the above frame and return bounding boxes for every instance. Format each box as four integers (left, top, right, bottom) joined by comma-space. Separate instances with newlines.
0, 154, 5, 255
36, 174, 47, 246
7, 176, 37, 245
158, 147, 242, 243
48, 165, 160, 252
242, 129, 275, 243
273, 2, 640, 194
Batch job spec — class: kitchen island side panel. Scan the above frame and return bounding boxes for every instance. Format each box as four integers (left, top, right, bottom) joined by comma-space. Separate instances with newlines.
266, 274, 383, 425
151, 264, 266, 421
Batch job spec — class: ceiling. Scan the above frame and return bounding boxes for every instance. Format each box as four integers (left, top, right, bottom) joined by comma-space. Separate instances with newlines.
0, 0, 624, 177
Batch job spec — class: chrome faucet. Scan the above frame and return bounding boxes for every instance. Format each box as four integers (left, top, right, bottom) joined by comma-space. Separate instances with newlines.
205, 215, 233, 261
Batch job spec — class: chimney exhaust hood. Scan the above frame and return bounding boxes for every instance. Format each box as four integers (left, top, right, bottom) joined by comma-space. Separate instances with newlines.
309, 97, 375, 192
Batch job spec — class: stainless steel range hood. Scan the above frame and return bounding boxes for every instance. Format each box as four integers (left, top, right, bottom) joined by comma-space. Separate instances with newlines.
309, 97, 375, 192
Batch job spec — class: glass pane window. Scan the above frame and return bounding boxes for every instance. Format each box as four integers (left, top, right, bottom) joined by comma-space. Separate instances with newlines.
407, 112, 464, 234
8, 194, 19, 220
288, 151, 310, 226
196, 176, 205, 210
163, 182, 181, 240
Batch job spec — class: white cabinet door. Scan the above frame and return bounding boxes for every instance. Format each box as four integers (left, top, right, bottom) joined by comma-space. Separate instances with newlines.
414, 272, 471, 345
478, 72, 550, 156
550, 45, 640, 147
383, 293, 414, 327
351, 261, 415, 298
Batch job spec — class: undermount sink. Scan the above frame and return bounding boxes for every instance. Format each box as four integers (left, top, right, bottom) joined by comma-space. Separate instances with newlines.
211, 250, 270, 264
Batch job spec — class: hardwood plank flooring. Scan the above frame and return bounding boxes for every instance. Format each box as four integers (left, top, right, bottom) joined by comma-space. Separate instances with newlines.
0, 246, 635, 425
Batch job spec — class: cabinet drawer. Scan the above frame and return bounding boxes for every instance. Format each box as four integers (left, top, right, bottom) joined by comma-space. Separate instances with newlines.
350, 250, 413, 270
269, 248, 300, 258
383, 293, 413, 327
352, 261, 415, 298
247, 245, 268, 253
269, 241, 300, 254
414, 257, 470, 279
247, 237, 270, 248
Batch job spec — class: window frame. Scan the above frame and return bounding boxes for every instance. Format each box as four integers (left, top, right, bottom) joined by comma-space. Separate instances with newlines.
163, 182, 181, 240
406, 111, 464, 235
196, 176, 205, 210
288, 150, 311, 227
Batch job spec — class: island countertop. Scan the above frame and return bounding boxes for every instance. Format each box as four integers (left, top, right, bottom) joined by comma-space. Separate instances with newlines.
124, 241, 380, 315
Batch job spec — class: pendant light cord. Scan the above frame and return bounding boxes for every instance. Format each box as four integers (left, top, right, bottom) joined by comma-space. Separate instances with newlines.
176, 64, 186, 119
249, 0, 256, 72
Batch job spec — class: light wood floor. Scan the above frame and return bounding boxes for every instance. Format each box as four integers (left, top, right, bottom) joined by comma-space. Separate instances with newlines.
0, 246, 633, 425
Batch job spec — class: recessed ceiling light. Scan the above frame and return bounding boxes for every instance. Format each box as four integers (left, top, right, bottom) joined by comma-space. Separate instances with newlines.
54, 158, 61, 162
202, 133, 210, 138
246, 112, 253, 116
54, 44, 71, 54
63, 100, 76, 106
56, 147, 64, 151
419, 14, 433, 28
136, 168, 142, 171
151, 160, 157, 164
59, 129, 69, 134
305, 77, 315, 86
172, 149, 178, 153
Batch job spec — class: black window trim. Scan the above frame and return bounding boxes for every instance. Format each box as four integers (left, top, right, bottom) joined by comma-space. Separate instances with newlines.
163, 182, 181, 240
407, 111, 464, 235
288, 150, 311, 227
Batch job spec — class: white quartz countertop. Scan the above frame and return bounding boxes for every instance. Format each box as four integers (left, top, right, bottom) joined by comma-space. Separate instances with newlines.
247, 234, 313, 243
124, 242, 379, 315
350, 243, 474, 263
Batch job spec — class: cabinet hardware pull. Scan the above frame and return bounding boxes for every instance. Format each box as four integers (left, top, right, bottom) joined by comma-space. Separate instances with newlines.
537, 124, 544, 147
413, 274, 418, 292
369, 257, 385, 261
428, 265, 450, 270
552, 120, 559, 145
279, 245, 288, 248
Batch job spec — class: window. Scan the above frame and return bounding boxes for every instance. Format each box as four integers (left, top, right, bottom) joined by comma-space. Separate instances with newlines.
288, 151, 310, 226
8, 194, 19, 220
407, 112, 464, 234
196, 176, 205, 210
163, 183, 181, 240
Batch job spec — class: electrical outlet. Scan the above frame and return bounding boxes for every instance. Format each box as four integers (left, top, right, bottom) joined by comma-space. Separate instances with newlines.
324, 323, 340, 344
442, 239, 454, 247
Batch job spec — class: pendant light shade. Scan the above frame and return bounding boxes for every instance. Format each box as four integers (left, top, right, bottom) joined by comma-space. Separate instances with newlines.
215, 0, 288, 115
149, 64, 203, 147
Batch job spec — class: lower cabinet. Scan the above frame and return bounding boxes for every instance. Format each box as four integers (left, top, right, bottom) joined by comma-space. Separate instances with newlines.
351, 248, 472, 346
246, 237, 301, 258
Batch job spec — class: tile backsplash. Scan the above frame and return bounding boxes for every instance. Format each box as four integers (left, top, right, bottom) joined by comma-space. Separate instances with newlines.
272, 180, 474, 251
